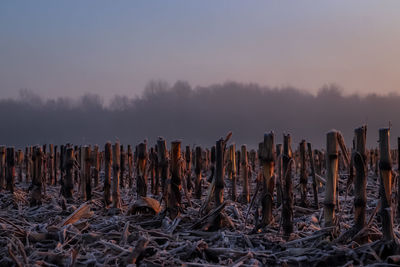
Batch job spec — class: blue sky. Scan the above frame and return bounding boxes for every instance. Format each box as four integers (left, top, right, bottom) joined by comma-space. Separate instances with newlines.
1, 1, 400, 100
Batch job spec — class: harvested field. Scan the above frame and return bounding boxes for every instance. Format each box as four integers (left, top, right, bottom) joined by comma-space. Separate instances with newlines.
1, 129, 400, 266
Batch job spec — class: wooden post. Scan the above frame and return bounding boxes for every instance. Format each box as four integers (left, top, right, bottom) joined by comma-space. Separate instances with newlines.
74, 146, 80, 184
0, 146, 5, 189
299, 140, 308, 207
30, 146, 34, 184
80, 146, 87, 200
62, 147, 74, 200
325, 131, 339, 227
229, 144, 237, 201
16, 149, 23, 183
48, 144, 54, 185
214, 138, 225, 228
149, 147, 156, 194
169, 141, 182, 219
120, 145, 126, 188
84, 146, 92, 200
375, 149, 379, 177
154, 146, 160, 195
42, 144, 48, 186
195, 146, 203, 199
307, 143, 319, 209
137, 142, 148, 197
112, 141, 121, 209
259, 132, 275, 226
54, 145, 58, 185
276, 144, 283, 207
60, 145, 65, 184
24, 147, 30, 184
379, 128, 395, 241
282, 134, 293, 238
236, 150, 241, 177
157, 137, 169, 199
241, 145, 250, 203
92, 145, 100, 187
30, 146, 43, 206
227, 145, 233, 180
104, 142, 112, 207
6, 147, 15, 193
353, 126, 367, 230
127, 145, 133, 189
185, 146, 193, 192
398, 137, 400, 219
134, 146, 137, 182
224, 148, 229, 173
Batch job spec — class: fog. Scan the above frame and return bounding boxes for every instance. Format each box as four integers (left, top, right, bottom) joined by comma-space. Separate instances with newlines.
0, 81, 397, 149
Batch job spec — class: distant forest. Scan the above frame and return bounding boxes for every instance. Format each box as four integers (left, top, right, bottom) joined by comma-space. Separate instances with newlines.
0, 81, 397, 148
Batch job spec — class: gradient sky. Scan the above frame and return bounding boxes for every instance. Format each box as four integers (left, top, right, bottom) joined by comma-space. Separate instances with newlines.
1, 1, 400, 100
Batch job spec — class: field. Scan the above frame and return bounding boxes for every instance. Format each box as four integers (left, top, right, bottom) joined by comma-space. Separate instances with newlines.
0, 128, 399, 266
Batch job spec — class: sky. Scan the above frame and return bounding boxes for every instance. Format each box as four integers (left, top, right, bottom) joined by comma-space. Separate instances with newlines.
1, 1, 400, 100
